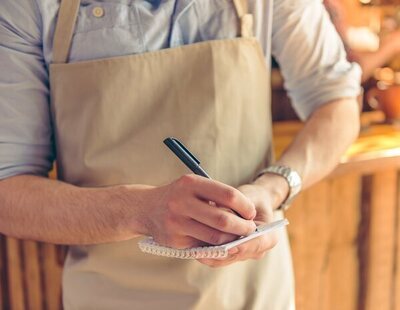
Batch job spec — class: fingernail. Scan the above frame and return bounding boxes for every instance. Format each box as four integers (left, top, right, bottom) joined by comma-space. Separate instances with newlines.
229, 247, 239, 255
248, 206, 256, 220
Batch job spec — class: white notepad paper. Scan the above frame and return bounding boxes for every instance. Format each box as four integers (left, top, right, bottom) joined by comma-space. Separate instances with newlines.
138, 219, 289, 259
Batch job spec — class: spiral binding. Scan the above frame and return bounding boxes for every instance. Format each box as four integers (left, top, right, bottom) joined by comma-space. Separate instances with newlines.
138, 219, 289, 260
138, 238, 229, 259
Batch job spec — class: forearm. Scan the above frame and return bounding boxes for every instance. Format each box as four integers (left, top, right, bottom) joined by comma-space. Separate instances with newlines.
255, 98, 360, 207
0, 175, 150, 244
277, 98, 359, 188
0, 174, 258, 249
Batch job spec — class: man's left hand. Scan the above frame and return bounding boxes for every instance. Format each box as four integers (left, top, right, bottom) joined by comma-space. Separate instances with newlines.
197, 177, 285, 268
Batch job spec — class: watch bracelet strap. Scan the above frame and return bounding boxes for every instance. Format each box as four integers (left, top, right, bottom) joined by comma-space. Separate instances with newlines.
256, 166, 302, 211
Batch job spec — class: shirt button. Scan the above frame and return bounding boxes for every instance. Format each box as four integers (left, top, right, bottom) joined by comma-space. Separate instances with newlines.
92, 7, 104, 18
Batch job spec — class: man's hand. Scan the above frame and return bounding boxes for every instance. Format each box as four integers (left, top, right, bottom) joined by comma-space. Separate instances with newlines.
141, 174, 257, 249
197, 174, 288, 268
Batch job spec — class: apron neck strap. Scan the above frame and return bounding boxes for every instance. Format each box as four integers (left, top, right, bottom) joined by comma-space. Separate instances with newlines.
233, 0, 253, 38
52, 0, 81, 64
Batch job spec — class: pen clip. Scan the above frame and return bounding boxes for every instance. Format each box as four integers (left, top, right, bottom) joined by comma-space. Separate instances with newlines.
164, 137, 200, 165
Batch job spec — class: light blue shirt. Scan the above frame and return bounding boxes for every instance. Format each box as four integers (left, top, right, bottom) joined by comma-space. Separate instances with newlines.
0, 0, 361, 179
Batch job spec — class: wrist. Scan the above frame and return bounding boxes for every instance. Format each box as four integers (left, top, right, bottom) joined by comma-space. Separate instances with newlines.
253, 173, 289, 210
105, 184, 155, 240
254, 165, 303, 211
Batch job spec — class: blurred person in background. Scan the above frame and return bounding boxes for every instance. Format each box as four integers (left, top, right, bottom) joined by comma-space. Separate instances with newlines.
325, 0, 400, 82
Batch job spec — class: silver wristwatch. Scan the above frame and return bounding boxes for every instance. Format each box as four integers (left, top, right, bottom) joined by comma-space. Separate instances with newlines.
257, 165, 302, 211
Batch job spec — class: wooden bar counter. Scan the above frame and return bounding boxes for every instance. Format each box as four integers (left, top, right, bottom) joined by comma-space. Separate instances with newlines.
2, 113, 400, 310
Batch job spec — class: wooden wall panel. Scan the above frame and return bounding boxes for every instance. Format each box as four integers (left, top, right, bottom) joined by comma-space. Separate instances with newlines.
1, 240, 63, 310
393, 172, 400, 310
364, 170, 398, 310
287, 181, 331, 310
288, 174, 361, 310
326, 174, 361, 310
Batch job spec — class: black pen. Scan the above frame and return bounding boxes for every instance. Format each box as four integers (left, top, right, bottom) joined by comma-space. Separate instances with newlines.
163, 137, 211, 179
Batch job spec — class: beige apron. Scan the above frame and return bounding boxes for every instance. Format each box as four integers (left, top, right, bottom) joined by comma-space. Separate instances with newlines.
49, 0, 295, 309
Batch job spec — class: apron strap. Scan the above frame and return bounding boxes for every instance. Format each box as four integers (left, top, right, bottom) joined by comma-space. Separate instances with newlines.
52, 0, 81, 64
233, 0, 253, 38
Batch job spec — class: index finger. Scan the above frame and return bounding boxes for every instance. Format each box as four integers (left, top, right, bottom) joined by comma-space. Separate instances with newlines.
187, 175, 256, 220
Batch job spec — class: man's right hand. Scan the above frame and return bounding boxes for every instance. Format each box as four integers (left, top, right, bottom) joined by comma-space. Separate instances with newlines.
139, 174, 257, 249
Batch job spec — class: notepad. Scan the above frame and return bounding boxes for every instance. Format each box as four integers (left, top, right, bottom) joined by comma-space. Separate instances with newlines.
138, 219, 289, 259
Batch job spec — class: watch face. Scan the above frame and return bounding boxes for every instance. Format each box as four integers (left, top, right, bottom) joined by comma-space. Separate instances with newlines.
287, 170, 302, 193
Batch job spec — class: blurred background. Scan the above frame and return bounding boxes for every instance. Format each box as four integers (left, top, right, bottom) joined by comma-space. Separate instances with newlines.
273, 0, 400, 123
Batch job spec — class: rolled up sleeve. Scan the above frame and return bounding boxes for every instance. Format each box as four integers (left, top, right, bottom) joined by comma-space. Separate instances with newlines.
271, 0, 362, 120
0, 1, 54, 179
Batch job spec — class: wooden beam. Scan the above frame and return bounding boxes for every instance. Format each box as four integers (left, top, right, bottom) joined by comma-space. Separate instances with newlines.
22, 241, 43, 309
41, 243, 63, 310
6, 238, 25, 310
0, 236, 8, 310
363, 170, 398, 310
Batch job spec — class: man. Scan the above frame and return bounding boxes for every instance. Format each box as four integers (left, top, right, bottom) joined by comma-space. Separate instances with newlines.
0, 0, 360, 309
